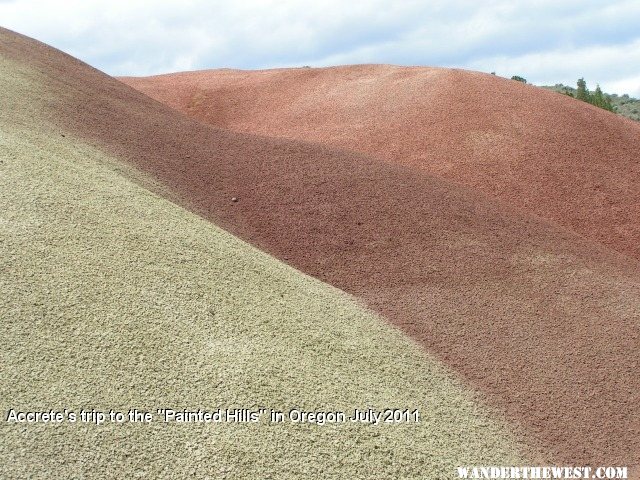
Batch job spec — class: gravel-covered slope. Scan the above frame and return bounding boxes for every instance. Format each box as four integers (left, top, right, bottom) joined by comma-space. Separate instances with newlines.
0, 52, 528, 479
122, 65, 640, 261
2, 27, 639, 466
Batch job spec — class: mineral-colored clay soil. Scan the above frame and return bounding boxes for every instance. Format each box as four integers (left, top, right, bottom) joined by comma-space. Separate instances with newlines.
2, 27, 639, 469
121, 66, 640, 260
1, 33, 530, 479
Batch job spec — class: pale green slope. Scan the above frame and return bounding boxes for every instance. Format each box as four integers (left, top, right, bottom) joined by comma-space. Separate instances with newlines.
0, 55, 527, 479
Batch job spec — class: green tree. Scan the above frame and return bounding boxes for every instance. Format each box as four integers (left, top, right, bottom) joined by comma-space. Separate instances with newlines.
594, 85, 614, 111
580, 82, 615, 112
576, 78, 590, 102
592, 85, 606, 108
511, 75, 527, 83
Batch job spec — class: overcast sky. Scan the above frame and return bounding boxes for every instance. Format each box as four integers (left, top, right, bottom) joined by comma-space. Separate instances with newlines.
1, 0, 639, 95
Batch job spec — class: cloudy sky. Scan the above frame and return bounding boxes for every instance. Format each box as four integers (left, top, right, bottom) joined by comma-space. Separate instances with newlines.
1, 0, 639, 95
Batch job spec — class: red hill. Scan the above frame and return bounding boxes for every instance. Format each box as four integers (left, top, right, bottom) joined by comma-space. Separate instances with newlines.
3, 28, 639, 465
122, 65, 640, 260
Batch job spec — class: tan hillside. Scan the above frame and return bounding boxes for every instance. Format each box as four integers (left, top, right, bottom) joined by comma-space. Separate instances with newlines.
2, 27, 639, 468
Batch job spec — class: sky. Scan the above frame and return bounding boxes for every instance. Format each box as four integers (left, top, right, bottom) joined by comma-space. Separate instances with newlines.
1, 0, 639, 96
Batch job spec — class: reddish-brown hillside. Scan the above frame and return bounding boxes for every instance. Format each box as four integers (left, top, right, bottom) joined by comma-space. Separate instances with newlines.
121, 66, 640, 260
4, 28, 639, 465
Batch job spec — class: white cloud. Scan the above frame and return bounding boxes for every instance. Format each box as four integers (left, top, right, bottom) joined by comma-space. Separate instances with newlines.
607, 75, 640, 97
467, 39, 640, 96
1, 0, 639, 95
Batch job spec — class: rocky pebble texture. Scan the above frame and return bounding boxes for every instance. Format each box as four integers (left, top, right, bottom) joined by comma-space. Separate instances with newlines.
1, 36, 527, 479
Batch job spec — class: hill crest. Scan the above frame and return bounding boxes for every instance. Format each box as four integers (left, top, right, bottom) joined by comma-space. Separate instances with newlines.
121, 64, 640, 260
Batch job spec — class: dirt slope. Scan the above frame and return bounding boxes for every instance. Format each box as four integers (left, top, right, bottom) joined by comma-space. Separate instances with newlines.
3, 28, 639, 466
0, 35, 529, 479
121, 65, 640, 260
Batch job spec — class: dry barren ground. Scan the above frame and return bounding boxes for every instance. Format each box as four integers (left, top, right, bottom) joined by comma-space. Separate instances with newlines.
122, 66, 640, 260
0, 35, 529, 479
2, 27, 639, 472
